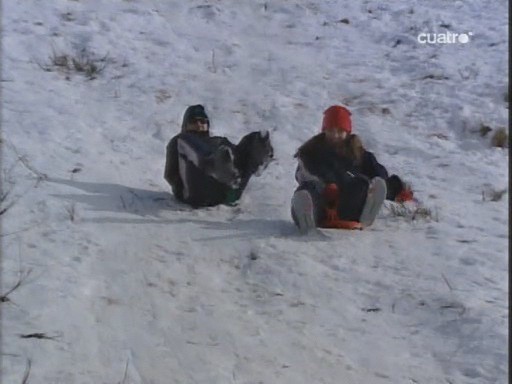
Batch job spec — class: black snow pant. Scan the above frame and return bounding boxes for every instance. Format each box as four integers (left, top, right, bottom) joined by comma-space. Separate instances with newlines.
292, 174, 369, 225
175, 133, 249, 207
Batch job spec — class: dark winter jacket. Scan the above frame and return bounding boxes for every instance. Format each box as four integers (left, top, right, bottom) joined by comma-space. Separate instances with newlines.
164, 131, 242, 206
295, 133, 404, 200
295, 133, 386, 180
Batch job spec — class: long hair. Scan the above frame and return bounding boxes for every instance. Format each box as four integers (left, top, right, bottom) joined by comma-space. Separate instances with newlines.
339, 134, 365, 165
295, 132, 357, 157
294, 133, 326, 158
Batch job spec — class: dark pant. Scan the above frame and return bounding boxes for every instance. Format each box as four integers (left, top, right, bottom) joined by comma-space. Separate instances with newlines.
293, 175, 369, 224
337, 175, 369, 221
176, 133, 254, 207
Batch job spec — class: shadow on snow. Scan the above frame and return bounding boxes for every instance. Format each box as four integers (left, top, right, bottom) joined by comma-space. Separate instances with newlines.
47, 177, 312, 240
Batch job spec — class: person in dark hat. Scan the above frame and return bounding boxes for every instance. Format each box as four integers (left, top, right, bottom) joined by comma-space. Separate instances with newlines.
164, 104, 274, 207
291, 105, 413, 233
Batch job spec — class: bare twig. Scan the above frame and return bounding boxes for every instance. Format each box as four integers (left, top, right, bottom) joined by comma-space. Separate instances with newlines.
21, 358, 31, 384
0, 352, 22, 358
0, 268, 32, 303
439, 303, 466, 316
5, 139, 48, 182
19, 154, 47, 181
120, 195, 127, 210
19, 333, 60, 341
441, 273, 453, 291
35, 58, 54, 72
210, 49, 217, 73
363, 307, 381, 312
65, 203, 76, 222
120, 358, 129, 384
0, 200, 15, 216
128, 190, 141, 199
186, 340, 219, 347
0, 161, 40, 218
4, 155, 22, 181
1, 190, 9, 203
1, 221, 42, 237
72, 49, 109, 80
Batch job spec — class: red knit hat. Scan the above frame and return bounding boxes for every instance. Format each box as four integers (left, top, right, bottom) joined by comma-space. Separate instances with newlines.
321, 105, 352, 134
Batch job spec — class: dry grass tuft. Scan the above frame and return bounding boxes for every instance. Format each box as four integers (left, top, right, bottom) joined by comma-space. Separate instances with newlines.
490, 127, 508, 148
38, 47, 109, 80
386, 202, 438, 222
479, 124, 492, 137
482, 187, 507, 202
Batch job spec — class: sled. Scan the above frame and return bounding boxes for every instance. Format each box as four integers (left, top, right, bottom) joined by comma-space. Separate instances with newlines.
320, 208, 363, 230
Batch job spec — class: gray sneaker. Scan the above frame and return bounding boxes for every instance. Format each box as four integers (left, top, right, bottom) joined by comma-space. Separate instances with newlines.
359, 177, 387, 227
291, 189, 316, 234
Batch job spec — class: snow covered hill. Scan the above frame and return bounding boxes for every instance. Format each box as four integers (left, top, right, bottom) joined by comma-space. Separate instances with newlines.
1, 1, 508, 383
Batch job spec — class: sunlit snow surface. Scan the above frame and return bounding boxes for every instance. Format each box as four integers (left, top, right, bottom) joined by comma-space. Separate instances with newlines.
2, 1, 508, 383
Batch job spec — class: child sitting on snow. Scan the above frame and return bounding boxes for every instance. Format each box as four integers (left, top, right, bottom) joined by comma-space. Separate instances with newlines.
164, 105, 274, 207
291, 105, 413, 233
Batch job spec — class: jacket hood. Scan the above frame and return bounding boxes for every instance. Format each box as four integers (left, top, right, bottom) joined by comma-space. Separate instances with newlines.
181, 104, 210, 132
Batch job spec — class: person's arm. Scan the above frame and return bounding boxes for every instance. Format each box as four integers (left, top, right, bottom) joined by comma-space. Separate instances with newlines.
164, 136, 185, 200
164, 136, 178, 184
296, 149, 341, 184
385, 174, 414, 202
294, 134, 337, 183
361, 151, 389, 179
209, 136, 234, 148
295, 159, 324, 185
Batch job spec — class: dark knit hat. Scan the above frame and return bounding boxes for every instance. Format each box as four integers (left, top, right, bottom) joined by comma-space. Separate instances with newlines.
181, 104, 209, 131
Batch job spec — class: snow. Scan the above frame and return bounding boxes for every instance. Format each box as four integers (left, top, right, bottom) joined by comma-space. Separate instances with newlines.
1, 1, 508, 383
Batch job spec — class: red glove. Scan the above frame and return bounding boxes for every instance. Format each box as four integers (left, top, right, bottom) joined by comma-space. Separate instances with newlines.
323, 183, 339, 205
395, 187, 414, 203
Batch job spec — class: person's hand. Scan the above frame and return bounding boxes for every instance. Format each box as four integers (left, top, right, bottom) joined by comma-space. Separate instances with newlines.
395, 186, 414, 203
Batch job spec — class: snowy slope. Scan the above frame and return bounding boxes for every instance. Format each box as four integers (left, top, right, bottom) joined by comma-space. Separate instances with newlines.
1, 1, 508, 383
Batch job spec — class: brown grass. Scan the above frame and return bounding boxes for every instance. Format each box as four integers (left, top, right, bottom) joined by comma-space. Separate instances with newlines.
490, 127, 508, 148
38, 48, 109, 80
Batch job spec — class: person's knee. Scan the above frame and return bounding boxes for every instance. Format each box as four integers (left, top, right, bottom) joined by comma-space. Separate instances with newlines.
297, 180, 323, 195
292, 187, 323, 225
291, 207, 299, 226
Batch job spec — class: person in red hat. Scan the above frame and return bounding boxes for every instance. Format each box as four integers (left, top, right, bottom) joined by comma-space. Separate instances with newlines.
291, 105, 413, 233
